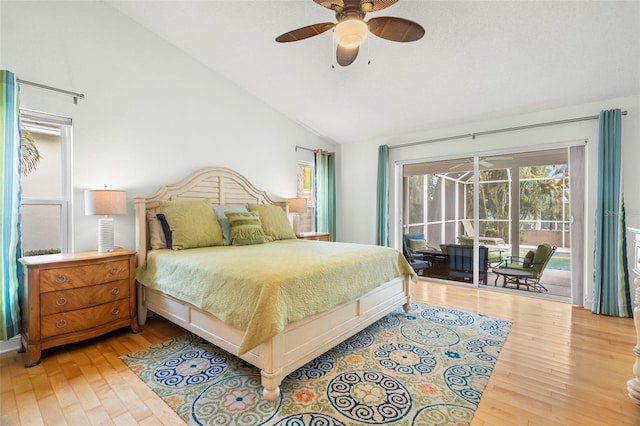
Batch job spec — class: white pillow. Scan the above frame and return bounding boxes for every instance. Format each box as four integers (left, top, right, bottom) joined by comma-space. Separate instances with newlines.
147, 211, 167, 250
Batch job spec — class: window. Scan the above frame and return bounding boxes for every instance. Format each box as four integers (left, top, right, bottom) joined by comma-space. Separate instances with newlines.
296, 161, 315, 233
20, 111, 72, 255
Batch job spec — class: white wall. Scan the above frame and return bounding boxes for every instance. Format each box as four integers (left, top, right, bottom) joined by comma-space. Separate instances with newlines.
3, 1, 639, 306
1, 1, 338, 252
340, 94, 640, 308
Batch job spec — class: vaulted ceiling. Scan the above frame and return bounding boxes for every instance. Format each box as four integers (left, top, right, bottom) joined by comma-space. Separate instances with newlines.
107, 1, 640, 144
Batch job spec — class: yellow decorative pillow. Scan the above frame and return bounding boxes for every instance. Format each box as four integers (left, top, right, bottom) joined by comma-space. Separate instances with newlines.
408, 239, 427, 253
248, 203, 296, 241
225, 211, 267, 246
159, 199, 223, 250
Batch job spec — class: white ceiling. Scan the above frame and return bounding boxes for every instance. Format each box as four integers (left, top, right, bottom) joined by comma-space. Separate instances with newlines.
107, 0, 640, 145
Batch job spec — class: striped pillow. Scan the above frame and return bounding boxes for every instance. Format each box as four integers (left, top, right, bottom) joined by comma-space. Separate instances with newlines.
225, 211, 267, 246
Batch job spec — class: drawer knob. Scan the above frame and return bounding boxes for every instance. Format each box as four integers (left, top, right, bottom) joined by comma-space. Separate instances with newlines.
56, 297, 68, 306
56, 319, 67, 329
111, 307, 120, 315
109, 267, 119, 275
54, 275, 67, 284
111, 287, 120, 296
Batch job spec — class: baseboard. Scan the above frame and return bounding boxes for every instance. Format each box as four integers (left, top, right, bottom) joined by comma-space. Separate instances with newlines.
0, 335, 21, 354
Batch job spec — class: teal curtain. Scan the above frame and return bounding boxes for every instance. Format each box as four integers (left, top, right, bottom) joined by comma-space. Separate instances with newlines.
1, 70, 22, 340
593, 108, 631, 317
315, 149, 336, 241
376, 145, 389, 246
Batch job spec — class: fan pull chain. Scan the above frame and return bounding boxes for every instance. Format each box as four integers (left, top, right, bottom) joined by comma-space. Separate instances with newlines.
331, 35, 336, 69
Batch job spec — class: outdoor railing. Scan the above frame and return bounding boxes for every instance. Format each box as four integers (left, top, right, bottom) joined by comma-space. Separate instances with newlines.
404, 218, 571, 248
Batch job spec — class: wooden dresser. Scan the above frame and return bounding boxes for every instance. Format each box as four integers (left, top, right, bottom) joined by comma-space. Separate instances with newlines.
296, 232, 331, 241
19, 249, 140, 367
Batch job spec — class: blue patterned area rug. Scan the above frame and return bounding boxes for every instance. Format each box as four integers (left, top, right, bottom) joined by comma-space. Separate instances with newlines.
122, 303, 511, 425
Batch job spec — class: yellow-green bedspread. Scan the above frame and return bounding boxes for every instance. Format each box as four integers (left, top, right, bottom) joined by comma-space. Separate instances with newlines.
136, 239, 416, 354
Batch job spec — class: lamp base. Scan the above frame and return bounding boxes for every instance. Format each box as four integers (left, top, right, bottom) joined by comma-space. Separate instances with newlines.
98, 217, 115, 254
291, 213, 300, 235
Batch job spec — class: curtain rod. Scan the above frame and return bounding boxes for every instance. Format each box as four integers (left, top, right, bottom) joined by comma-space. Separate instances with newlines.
17, 78, 85, 104
389, 110, 628, 150
295, 145, 315, 153
295, 145, 335, 156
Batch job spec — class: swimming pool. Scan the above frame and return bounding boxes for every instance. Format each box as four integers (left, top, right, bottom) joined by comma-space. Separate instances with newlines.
547, 256, 571, 271
518, 250, 571, 271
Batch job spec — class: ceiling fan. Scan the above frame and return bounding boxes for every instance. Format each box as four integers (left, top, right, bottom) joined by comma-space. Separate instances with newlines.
449, 156, 515, 170
275, 0, 425, 67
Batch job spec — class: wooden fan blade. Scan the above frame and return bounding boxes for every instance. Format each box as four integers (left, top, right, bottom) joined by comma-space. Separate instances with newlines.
361, 0, 399, 12
336, 45, 359, 66
313, 1, 343, 12
275, 23, 335, 42
368, 16, 425, 42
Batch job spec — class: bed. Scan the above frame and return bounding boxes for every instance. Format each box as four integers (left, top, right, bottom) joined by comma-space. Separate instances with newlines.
134, 167, 415, 403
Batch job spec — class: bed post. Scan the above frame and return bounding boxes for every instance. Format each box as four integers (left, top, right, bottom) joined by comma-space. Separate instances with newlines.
403, 274, 412, 313
137, 285, 148, 326
259, 334, 284, 404
134, 197, 147, 269
134, 196, 148, 325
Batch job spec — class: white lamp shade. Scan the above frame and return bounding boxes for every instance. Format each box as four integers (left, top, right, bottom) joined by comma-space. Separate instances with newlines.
84, 190, 126, 216
288, 197, 307, 214
333, 19, 368, 48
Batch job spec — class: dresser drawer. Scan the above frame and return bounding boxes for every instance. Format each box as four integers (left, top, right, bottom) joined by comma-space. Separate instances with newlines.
41, 299, 130, 339
40, 279, 129, 316
40, 260, 130, 292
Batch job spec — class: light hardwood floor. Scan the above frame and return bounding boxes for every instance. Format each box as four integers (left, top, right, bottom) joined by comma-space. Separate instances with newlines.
1, 280, 639, 425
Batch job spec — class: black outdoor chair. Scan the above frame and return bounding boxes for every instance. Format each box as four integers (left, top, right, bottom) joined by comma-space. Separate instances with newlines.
445, 243, 489, 285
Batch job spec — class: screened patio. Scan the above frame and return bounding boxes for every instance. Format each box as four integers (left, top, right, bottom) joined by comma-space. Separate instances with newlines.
402, 149, 573, 299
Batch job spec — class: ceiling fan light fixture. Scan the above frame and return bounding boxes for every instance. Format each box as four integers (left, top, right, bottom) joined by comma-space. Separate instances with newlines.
333, 19, 368, 48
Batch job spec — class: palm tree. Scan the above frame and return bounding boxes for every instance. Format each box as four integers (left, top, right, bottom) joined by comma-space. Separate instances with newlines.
519, 165, 566, 224
20, 129, 40, 175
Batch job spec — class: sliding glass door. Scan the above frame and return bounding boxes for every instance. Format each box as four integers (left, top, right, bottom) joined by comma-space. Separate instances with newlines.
402, 148, 576, 300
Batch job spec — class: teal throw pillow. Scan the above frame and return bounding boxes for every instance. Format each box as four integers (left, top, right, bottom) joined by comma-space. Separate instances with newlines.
213, 204, 249, 245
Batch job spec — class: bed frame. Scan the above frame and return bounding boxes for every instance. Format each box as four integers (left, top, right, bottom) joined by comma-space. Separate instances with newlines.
134, 167, 412, 403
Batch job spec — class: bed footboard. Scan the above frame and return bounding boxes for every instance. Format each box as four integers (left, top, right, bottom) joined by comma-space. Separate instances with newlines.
137, 274, 411, 403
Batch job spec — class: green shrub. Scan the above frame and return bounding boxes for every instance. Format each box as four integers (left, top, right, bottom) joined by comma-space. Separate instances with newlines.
24, 248, 61, 256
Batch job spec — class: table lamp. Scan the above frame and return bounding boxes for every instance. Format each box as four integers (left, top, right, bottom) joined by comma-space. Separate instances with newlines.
84, 189, 126, 253
288, 197, 307, 234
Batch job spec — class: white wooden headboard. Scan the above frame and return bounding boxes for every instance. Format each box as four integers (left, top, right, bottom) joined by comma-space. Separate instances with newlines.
134, 167, 287, 266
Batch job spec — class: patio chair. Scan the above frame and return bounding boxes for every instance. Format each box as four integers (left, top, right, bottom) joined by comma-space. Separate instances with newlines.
493, 243, 557, 292
460, 219, 508, 247
402, 233, 432, 276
